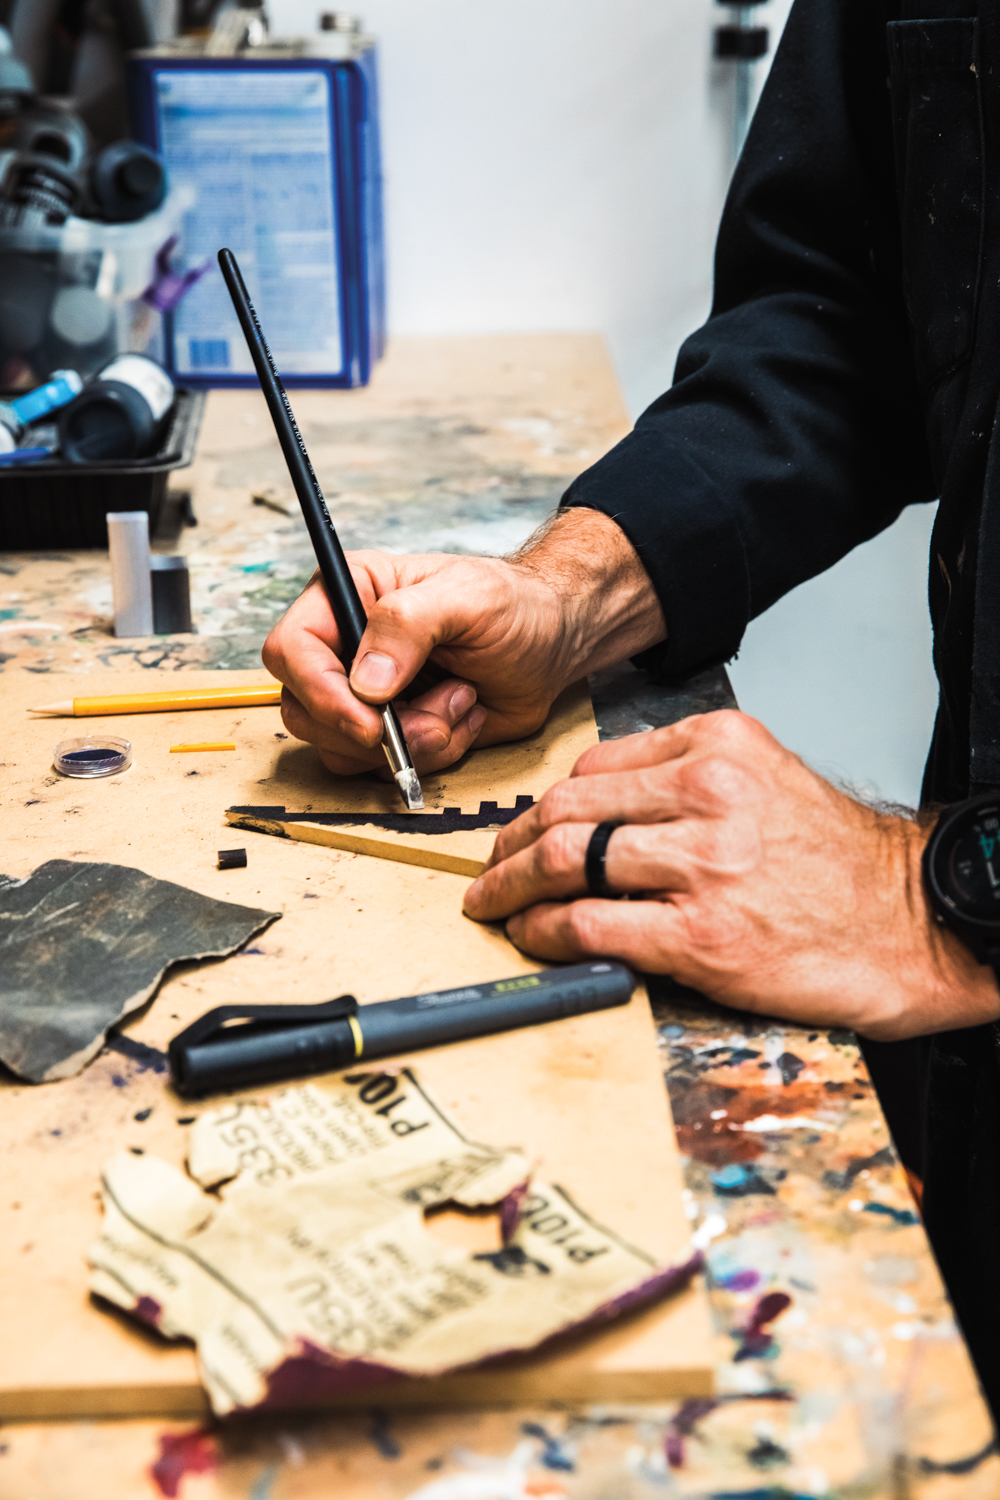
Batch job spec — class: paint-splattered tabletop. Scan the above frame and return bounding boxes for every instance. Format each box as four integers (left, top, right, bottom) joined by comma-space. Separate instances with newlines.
1, 335, 995, 1499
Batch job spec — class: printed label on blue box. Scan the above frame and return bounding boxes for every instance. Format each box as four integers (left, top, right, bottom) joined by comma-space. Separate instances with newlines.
154, 68, 344, 379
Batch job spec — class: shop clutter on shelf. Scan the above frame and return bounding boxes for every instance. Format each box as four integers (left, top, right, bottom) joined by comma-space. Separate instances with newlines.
0, 24, 205, 548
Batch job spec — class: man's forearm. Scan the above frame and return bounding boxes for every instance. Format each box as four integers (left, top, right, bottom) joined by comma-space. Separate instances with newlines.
512, 507, 667, 686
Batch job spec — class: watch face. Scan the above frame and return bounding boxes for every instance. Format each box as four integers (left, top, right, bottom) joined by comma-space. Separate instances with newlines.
940, 804, 1000, 921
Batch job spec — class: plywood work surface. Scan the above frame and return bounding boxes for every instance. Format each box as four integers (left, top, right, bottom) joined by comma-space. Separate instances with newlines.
0, 668, 714, 1419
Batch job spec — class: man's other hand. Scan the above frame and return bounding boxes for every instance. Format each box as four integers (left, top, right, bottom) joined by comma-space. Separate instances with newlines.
262, 509, 665, 778
462, 711, 1000, 1040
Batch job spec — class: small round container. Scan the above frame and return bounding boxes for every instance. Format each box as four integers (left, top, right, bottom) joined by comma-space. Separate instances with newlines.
54, 735, 132, 778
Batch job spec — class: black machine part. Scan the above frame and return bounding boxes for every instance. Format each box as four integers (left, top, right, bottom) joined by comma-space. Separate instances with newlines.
90, 139, 166, 222
923, 794, 1000, 970
59, 356, 176, 464
60, 380, 159, 461
168, 961, 638, 1096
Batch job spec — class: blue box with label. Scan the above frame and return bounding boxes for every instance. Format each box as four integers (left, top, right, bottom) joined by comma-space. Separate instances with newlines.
127, 41, 385, 388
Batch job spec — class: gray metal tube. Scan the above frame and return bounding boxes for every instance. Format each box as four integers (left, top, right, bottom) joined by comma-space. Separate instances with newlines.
107, 510, 153, 637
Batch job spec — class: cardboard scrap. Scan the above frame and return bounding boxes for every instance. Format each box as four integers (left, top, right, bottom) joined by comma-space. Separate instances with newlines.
89, 1069, 700, 1415
0, 860, 281, 1084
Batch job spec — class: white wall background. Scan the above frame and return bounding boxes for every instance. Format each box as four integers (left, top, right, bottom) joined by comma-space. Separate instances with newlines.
269, 0, 940, 805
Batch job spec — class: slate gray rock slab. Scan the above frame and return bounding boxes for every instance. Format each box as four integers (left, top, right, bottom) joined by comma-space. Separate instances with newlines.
0, 860, 281, 1083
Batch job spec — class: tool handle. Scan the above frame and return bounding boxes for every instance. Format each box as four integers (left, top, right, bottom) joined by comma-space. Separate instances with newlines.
217, 248, 369, 665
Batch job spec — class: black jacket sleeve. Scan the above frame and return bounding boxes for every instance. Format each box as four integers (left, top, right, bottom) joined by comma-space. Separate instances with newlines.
562, 0, 935, 681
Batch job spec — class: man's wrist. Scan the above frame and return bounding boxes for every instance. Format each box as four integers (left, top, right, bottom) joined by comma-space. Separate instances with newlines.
511, 507, 667, 685
889, 817, 1000, 1039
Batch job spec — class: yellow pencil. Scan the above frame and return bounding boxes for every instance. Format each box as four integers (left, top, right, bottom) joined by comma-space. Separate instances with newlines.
170, 742, 236, 753
29, 683, 282, 716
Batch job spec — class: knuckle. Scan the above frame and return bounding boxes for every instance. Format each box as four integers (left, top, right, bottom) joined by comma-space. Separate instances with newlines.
566, 902, 599, 949
538, 779, 575, 828
537, 825, 577, 879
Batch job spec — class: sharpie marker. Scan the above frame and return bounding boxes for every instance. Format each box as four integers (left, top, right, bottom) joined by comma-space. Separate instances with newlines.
168, 961, 637, 1096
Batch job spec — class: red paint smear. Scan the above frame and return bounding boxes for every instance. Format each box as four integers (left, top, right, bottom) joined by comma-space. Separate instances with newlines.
748, 1291, 792, 1332
665, 1397, 718, 1468
150, 1429, 216, 1498
734, 1290, 793, 1361
670, 1077, 841, 1166
500, 1179, 531, 1245
253, 1256, 704, 1412
261, 1338, 405, 1410
134, 1295, 162, 1328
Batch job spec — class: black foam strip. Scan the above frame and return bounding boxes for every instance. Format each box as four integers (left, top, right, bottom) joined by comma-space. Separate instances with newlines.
227, 796, 534, 835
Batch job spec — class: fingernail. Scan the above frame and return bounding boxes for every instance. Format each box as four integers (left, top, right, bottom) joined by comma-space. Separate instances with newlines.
352, 651, 397, 695
468, 707, 487, 736
449, 684, 477, 720
463, 879, 483, 912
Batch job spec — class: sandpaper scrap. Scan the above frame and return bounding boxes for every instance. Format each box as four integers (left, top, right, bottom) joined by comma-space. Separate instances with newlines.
0, 860, 281, 1084
226, 798, 535, 835
90, 1068, 700, 1415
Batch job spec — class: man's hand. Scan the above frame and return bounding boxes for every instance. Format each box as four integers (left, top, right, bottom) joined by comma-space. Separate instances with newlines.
462, 711, 1000, 1041
262, 509, 665, 778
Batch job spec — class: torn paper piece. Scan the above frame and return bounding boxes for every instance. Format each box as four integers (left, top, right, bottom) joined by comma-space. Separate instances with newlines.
0, 860, 281, 1083
90, 1069, 700, 1414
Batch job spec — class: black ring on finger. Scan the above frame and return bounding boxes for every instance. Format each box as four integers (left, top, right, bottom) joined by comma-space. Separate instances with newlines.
585, 821, 624, 899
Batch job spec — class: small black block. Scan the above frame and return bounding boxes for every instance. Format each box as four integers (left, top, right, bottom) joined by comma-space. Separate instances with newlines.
218, 848, 248, 870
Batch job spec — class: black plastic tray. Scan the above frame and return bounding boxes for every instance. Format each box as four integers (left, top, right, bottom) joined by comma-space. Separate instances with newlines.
0, 388, 207, 550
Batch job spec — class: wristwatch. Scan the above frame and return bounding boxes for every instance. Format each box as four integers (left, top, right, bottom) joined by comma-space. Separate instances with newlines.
922, 793, 1000, 971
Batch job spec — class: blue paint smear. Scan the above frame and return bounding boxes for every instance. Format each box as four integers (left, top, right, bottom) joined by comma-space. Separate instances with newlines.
864, 1202, 919, 1226
711, 1163, 776, 1198
661, 1024, 684, 1039
718, 1268, 762, 1291
368, 1410, 401, 1459
522, 1422, 575, 1472
712, 1164, 747, 1188
709, 1491, 818, 1499
105, 1034, 168, 1074
249, 1464, 280, 1500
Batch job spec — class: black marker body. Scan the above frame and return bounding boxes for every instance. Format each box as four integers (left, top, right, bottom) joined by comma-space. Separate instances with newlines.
172, 962, 636, 1095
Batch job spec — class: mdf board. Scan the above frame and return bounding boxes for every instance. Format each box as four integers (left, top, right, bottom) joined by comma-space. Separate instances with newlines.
0, 670, 715, 1419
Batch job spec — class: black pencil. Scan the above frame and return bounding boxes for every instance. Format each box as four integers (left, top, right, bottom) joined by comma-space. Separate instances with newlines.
217, 247, 423, 811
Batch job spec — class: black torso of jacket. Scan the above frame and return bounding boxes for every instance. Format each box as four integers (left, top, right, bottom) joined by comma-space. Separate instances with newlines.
561, 0, 1000, 1418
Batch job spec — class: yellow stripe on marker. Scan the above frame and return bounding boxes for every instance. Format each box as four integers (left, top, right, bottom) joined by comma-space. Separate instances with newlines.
169, 741, 236, 753
347, 1014, 364, 1057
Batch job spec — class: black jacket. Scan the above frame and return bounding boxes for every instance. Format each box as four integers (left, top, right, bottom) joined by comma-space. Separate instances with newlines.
564, 0, 1000, 1417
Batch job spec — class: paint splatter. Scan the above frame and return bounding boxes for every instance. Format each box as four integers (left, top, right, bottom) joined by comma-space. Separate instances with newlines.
150, 1428, 216, 1497
105, 1033, 169, 1073
823, 1145, 893, 1193
501, 1179, 531, 1244
369, 1409, 401, 1459
711, 1164, 777, 1197
665, 1398, 718, 1467
134, 1294, 162, 1327
716, 1267, 761, 1292
733, 1292, 792, 1361
864, 1201, 919, 1226
249, 1464, 280, 1500
918, 1438, 997, 1475
522, 1423, 574, 1472
775, 1053, 804, 1085
746, 1434, 790, 1469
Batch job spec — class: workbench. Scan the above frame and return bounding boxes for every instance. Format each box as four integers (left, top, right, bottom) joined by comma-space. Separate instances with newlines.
1, 334, 995, 1499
